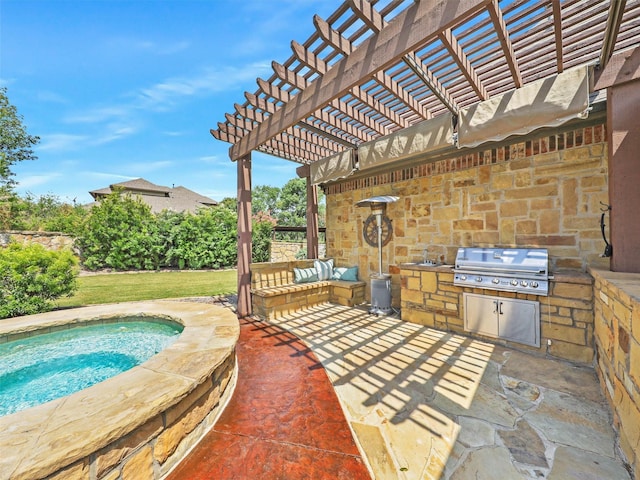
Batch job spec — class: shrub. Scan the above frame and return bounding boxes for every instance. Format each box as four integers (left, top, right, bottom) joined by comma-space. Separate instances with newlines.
167, 206, 238, 269
0, 243, 79, 318
76, 192, 163, 270
252, 212, 276, 263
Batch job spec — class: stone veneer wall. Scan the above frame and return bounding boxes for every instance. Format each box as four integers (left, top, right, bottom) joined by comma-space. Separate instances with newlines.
591, 268, 640, 478
324, 122, 610, 305
0, 230, 75, 251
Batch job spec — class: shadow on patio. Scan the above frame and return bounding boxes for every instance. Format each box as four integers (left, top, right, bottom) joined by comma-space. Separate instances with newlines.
268, 303, 630, 480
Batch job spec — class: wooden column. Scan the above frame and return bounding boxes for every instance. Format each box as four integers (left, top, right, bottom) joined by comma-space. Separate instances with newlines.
236, 154, 252, 317
595, 47, 640, 272
297, 165, 319, 259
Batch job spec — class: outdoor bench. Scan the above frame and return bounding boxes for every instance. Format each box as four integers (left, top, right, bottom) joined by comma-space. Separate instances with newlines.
251, 259, 366, 320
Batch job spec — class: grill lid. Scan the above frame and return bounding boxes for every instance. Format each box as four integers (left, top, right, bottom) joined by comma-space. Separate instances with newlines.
454, 248, 549, 277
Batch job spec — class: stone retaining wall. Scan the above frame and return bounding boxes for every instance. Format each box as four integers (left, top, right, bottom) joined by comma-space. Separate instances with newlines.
591, 268, 640, 478
270, 241, 326, 262
0, 230, 75, 251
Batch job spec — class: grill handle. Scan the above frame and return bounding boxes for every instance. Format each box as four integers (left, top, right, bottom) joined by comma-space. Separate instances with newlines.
454, 266, 547, 275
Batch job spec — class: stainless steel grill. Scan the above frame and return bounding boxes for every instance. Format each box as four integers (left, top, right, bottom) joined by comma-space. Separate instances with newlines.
453, 247, 549, 296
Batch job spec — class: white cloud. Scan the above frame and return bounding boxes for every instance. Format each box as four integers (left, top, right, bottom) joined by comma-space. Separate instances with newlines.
16, 173, 62, 189
65, 105, 131, 124
126, 160, 174, 174
82, 172, 137, 182
198, 155, 222, 164
136, 63, 270, 110
36, 90, 67, 104
105, 37, 190, 56
37, 133, 88, 152
92, 123, 140, 145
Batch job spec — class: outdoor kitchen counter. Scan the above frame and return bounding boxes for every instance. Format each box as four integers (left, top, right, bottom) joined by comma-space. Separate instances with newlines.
398, 265, 596, 364
398, 263, 454, 272
589, 267, 640, 474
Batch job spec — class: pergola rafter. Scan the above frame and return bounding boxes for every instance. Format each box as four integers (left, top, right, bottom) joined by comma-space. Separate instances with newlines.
212, 0, 640, 165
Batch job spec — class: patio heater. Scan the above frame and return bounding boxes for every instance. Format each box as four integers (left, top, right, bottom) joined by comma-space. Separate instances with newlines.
356, 195, 399, 315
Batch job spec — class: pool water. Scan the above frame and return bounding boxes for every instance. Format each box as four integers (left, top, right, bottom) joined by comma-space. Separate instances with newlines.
0, 320, 183, 416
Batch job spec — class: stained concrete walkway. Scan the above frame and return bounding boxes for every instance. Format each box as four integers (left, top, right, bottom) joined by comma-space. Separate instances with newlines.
167, 314, 370, 480
266, 304, 631, 480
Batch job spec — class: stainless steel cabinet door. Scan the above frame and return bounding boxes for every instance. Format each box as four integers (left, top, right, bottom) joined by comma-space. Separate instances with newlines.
463, 293, 540, 347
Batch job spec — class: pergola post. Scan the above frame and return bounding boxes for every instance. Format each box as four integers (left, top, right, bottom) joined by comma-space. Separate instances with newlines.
236, 153, 252, 317
297, 165, 319, 259
595, 46, 640, 273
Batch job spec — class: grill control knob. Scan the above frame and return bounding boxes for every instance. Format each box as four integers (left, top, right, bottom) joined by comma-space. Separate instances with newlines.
531, 281, 539, 289
492, 278, 500, 284
510, 279, 518, 286
459, 275, 467, 281
475, 276, 483, 282
520, 280, 529, 287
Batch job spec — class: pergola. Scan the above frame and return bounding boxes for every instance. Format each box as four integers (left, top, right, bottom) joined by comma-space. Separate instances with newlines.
211, 0, 640, 317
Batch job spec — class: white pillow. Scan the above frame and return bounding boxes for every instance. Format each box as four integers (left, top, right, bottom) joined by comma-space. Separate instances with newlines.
314, 259, 334, 281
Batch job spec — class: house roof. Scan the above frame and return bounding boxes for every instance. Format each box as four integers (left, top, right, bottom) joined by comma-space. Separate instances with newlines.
211, 0, 640, 165
89, 178, 218, 213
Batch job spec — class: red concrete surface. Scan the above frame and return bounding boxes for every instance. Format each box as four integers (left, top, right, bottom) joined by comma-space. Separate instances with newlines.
167, 317, 371, 480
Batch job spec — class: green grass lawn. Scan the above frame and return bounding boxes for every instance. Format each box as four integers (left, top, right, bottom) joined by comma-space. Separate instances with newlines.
56, 269, 237, 308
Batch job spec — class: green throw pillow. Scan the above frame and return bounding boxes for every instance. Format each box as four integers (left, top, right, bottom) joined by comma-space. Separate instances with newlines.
314, 259, 334, 281
331, 266, 359, 282
293, 267, 318, 284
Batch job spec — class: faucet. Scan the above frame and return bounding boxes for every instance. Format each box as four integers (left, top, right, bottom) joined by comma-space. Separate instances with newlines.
423, 248, 428, 264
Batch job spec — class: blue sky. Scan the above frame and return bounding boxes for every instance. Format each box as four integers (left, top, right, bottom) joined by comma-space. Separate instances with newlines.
1, 0, 338, 204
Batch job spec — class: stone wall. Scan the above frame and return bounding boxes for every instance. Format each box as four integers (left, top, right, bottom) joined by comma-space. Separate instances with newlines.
0, 230, 75, 251
270, 241, 326, 262
591, 268, 640, 478
325, 121, 609, 304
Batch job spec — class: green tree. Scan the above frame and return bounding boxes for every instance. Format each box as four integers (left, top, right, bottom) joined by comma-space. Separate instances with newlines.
76, 191, 162, 270
0, 87, 39, 195
166, 206, 237, 269
275, 178, 306, 226
7, 193, 88, 234
252, 185, 280, 216
219, 197, 237, 211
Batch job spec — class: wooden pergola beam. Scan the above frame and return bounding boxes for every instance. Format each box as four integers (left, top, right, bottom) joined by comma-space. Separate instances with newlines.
348, 0, 458, 114
290, 41, 393, 134
243, 92, 360, 150
439, 27, 489, 101
314, 14, 426, 124
599, 0, 627, 69
487, 0, 522, 88
217, 120, 329, 162
551, 0, 564, 73
230, 0, 488, 160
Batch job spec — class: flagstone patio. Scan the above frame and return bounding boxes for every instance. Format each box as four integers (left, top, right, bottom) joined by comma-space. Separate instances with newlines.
266, 303, 631, 480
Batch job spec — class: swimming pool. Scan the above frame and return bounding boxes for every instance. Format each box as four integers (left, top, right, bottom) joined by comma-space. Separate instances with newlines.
0, 319, 183, 416
0, 301, 239, 480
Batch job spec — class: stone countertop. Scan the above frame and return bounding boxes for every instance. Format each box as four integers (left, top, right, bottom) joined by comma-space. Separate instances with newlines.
397, 263, 454, 272
589, 267, 640, 303
398, 263, 593, 285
